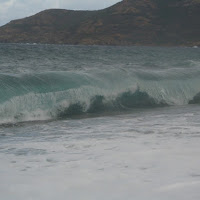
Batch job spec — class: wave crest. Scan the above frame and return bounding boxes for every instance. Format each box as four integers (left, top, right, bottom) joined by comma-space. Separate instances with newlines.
0, 69, 200, 124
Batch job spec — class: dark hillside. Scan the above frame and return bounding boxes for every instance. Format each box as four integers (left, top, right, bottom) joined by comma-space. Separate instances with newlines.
0, 0, 199, 46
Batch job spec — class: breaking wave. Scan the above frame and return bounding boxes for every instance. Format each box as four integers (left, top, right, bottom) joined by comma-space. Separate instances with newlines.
1, 68, 200, 124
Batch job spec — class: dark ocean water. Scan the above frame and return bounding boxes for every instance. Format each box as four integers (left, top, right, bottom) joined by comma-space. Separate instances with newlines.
0, 44, 200, 200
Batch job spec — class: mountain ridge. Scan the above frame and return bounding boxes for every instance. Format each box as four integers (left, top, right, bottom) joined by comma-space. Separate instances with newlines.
0, 0, 199, 46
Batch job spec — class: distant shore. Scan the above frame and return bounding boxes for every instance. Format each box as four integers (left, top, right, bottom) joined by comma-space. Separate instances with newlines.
0, 0, 199, 46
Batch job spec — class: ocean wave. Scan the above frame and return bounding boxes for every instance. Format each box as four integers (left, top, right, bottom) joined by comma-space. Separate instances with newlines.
0, 68, 200, 124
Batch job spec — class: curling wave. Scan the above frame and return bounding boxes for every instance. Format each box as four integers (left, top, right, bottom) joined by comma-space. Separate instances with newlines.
0, 68, 200, 124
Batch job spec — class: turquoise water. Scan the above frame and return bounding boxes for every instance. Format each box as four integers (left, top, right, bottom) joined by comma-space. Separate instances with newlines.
0, 44, 200, 200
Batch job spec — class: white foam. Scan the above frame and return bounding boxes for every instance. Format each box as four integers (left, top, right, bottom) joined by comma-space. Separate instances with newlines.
1, 105, 200, 199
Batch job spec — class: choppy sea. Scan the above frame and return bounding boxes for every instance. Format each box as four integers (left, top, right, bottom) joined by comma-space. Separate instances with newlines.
0, 44, 200, 200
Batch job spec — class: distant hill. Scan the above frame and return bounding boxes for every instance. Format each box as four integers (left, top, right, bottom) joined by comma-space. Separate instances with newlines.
0, 0, 199, 46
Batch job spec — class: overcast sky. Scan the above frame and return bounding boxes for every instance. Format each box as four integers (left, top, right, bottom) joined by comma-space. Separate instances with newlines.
0, 0, 121, 26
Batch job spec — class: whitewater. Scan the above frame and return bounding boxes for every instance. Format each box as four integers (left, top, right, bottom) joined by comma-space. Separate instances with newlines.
0, 44, 200, 199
